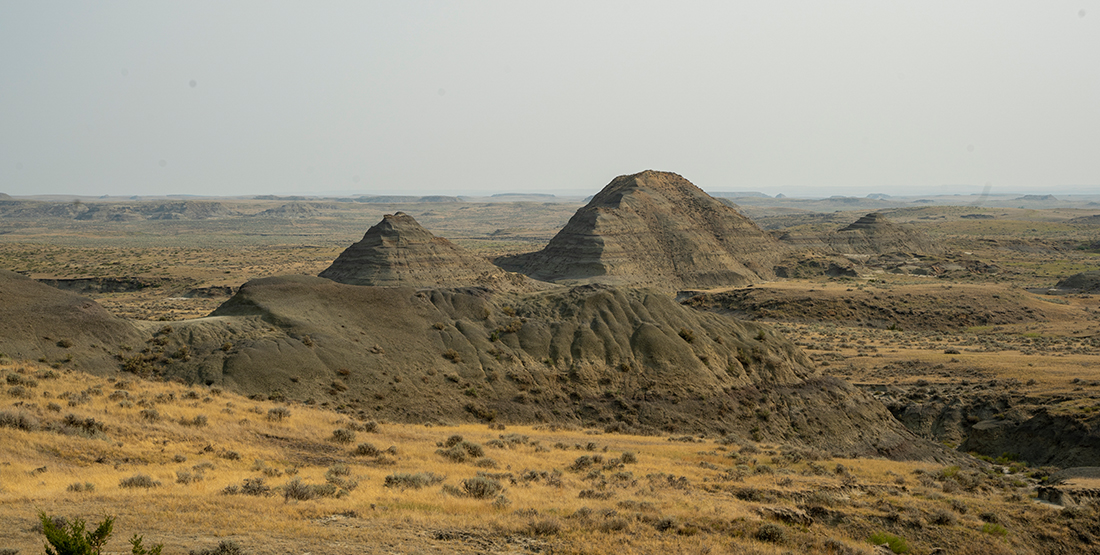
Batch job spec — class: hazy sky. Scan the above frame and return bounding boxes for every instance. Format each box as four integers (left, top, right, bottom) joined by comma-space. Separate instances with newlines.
1, 2, 1097, 198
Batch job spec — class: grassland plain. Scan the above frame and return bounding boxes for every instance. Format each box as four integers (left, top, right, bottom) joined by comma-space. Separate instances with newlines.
2, 361, 1097, 554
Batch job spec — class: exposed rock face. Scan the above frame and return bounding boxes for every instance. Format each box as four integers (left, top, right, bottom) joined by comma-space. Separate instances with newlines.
130, 275, 949, 460
319, 212, 537, 291
496, 171, 779, 290
0, 269, 144, 373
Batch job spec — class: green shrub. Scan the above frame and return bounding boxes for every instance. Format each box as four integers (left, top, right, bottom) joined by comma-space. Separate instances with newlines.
981, 523, 1008, 536
868, 531, 909, 553
38, 512, 127, 553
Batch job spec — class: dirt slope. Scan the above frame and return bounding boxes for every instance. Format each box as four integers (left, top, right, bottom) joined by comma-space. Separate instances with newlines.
495, 171, 780, 290
0, 269, 145, 372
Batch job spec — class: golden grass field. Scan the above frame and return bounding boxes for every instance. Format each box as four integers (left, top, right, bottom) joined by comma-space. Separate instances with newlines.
3, 360, 1096, 555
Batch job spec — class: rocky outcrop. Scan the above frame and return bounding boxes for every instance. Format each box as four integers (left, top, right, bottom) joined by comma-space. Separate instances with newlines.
320, 212, 539, 292
124, 275, 951, 460
495, 170, 780, 290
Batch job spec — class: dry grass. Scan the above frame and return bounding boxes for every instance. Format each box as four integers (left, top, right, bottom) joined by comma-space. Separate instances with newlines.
1, 360, 1091, 554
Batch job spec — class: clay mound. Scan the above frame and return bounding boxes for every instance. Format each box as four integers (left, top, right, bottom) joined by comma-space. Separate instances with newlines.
0, 192, 11, 200
1054, 270, 1100, 293
495, 170, 780, 289
142, 275, 946, 460
0, 269, 144, 372
320, 212, 539, 292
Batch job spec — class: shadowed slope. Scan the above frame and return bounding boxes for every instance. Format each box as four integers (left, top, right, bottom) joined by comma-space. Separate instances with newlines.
496, 171, 780, 289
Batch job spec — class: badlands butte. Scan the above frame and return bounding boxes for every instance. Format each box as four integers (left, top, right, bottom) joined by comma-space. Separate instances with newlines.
2, 170, 1100, 468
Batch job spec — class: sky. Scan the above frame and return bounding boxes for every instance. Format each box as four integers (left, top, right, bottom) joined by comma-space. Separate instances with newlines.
1, 2, 1097, 198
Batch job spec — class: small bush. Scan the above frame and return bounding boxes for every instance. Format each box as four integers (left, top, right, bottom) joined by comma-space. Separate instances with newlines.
354, 443, 380, 457
0, 410, 39, 431
140, 408, 160, 422
868, 531, 909, 553
930, 509, 956, 526
462, 476, 503, 499
528, 518, 561, 536
176, 470, 203, 485
119, 474, 160, 489
223, 477, 270, 496
384, 472, 445, 490
755, 522, 786, 543
981, 523, 1008, 536
442, 349, 461, 363
331, 428, 356, 444
66, 482, 96, 493
189, 540, 242, 555
179, 415, 208, 427
266, 407, 290, 422
621, 451, 637, 464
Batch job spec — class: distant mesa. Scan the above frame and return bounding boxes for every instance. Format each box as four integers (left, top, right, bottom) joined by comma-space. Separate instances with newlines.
254, 195, 311, 201
254, 202, 336, 218
709, 191, 771, 199
495, 170, 780, 289
0, 192, 12, 200
866, 193, 892, 200
490, 193, 555, 198
774, 193, 786, 199
319, 212, 537, 291
961, 214, 995, 220
144, 201, 236, 220
354, 195, 461, 204
911, 199, 935, 204
1016, 194, 1057, 202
